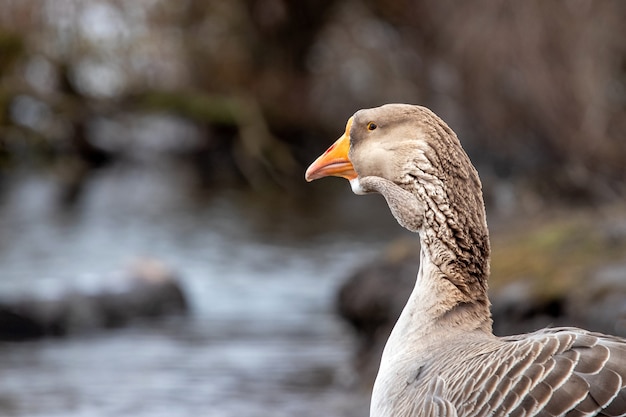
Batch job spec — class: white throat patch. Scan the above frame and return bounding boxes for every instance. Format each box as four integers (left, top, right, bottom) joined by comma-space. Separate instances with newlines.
350, 177, 367, 195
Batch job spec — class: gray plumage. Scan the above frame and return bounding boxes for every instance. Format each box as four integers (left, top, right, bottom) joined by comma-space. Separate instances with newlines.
306, 104, 626, 417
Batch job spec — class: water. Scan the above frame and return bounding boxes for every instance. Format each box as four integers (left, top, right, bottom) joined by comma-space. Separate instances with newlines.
0, 161, 405, 417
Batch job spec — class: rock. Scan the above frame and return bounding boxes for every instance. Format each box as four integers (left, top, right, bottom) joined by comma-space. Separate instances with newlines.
568, 262, 626, 336
0, 258, 188, 341
490, 280, 568, 336
491, 262, 626, 338
0, 305, 47, 340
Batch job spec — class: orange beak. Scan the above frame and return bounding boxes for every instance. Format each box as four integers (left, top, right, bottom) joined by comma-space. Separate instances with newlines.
305, 117, 357, 182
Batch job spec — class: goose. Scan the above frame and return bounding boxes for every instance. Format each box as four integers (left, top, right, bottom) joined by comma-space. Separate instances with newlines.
305, 104, 626, 417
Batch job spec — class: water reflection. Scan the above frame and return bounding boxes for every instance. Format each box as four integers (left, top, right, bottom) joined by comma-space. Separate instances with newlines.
0, 161, 406, 416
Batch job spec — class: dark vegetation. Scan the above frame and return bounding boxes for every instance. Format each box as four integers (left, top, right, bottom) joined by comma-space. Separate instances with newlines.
0, 0, 624, 205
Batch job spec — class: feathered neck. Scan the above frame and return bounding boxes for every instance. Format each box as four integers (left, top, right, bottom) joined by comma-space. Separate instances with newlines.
413, 113, 491, 312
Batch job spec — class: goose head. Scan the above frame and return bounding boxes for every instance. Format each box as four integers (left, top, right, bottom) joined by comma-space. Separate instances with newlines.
306, 104, 430, 195
306, 104, 485, 231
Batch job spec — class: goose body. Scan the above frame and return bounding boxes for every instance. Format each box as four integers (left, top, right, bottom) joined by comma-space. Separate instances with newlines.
305, 104, 626, 417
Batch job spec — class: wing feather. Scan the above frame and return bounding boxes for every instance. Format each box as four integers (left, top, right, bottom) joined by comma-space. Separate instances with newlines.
506, 329, 626, 417
423, 376, 458, 417
586, 370, 622, 408
575, 345, 609, 374
394, 328, 626, 416
528, 381, 553, 411
542, 372, 589, 415
462, 329, 626, 416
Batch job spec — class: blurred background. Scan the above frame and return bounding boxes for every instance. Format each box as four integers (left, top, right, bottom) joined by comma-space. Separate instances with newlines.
0, 1, 625, 416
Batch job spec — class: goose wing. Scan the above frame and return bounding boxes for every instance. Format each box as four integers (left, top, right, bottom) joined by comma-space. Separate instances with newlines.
412, 328, 626, 417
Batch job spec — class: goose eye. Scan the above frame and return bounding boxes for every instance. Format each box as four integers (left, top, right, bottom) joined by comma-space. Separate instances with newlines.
367, 122, 377, 131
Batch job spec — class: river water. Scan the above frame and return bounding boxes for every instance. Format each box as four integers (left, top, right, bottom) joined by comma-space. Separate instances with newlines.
0, 161, 406, 417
